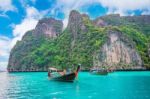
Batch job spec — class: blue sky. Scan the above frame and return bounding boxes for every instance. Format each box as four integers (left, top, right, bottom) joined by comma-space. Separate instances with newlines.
0, 0, 150, 70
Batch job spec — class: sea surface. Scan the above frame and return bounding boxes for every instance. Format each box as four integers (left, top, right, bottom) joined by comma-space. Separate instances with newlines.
0, 71, 150, 99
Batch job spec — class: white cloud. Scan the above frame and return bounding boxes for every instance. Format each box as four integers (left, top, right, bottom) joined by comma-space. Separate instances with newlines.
0, 36, 11, 56
98, 0, 150, 16
0, 36, 11, 71
0, 0, 16, 12
54, 0, 150, 19
11, 6, 48, 47
26, 6, 40, 18
11, 18, 38, 47
0, 0, 17, 19
13, 6, 48, 35
63, 18, 68, 29
99, 0, 150, 11
19, 0, 36, 8
142, 9, 150, 15
0, 62, 8, 71
30, 0, 36, 4
0, 13, 9, 18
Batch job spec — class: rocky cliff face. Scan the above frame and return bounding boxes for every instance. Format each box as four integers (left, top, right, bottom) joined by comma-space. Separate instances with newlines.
93, 18, 107, 27
99, 14, 150, 36
93, 30, 142, 69
148, 44, 150, 58
67, 10, 87, 40
8, 18, 63, 71
34, 18, 63, 38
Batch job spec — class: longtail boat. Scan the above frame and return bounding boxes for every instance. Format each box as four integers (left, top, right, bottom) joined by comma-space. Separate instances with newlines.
90, 67, 108, 75
48, 65, 80, 82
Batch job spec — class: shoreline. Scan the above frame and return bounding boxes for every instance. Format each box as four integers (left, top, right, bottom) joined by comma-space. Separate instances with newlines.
6, 69, 150, 73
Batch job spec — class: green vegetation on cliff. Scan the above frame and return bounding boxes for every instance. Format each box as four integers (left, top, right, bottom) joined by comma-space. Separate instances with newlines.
118, 26, 150, 68
108, 26, 149, 67
29, 17, 108, 70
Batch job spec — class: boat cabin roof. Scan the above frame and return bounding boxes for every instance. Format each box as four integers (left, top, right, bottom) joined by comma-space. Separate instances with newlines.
48, 67, 58, 71
48, 67, 63, 72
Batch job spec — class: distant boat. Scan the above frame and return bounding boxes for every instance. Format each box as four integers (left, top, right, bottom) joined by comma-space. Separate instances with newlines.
90, 67, 108, 75
48, 65, 80, 82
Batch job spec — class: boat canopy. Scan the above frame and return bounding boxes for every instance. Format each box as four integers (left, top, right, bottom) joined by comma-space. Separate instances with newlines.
48, 67, 58, 71
48, 67, 58, 72
48, 67, 64, 73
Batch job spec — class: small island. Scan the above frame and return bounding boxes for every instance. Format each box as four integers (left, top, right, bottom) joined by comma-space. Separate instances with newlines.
7, 10, 150, 72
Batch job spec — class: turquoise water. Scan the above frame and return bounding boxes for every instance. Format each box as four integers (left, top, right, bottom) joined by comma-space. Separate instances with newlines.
0, 71, 150, 99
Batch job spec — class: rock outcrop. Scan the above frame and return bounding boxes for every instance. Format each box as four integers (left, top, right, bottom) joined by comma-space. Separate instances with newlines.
34, 18, 63, 38
148, 43, 150, 58
8, 18, 63, 71
67, 10, 87, 40
99, 14, 150, 36
93, 30, 142, 70
93, 18, 107, 27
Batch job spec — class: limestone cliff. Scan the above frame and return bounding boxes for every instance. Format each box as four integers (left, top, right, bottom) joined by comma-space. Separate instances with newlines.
93, 30, 142, 70
8, 18, 63, 71
34, 18, 63, 38
67, 10, 88, 45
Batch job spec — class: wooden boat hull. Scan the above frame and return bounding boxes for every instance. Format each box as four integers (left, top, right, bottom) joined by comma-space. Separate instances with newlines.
90, 70, 108, 75
91, 72, 108, 75
48, 65, 80, 82
49, 72, 76, 82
